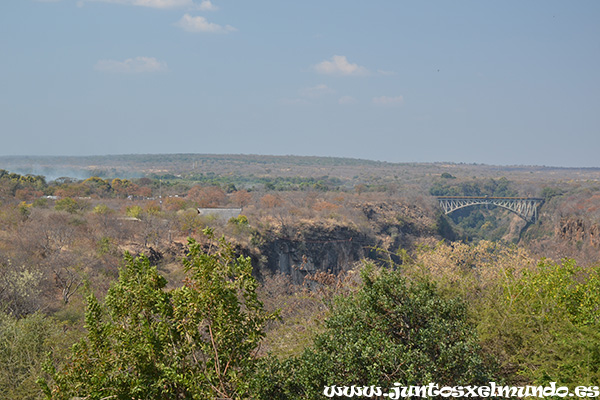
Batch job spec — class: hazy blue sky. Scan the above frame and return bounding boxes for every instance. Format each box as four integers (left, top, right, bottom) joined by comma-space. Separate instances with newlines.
1, 1, 599, 167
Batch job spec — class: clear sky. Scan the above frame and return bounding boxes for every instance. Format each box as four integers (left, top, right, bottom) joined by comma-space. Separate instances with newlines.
1, 1, 599, 167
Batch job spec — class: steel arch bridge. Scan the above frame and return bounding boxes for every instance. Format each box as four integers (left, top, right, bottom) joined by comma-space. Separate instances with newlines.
437, 196, 544, 222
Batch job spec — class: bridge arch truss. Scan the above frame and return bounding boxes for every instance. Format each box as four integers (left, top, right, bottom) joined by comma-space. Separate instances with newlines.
437, 196, 544, 223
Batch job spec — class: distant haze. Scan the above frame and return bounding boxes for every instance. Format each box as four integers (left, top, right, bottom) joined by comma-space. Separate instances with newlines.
2, 154, 600, 186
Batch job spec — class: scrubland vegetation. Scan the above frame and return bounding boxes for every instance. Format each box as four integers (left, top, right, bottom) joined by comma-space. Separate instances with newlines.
2, 155, 600, 399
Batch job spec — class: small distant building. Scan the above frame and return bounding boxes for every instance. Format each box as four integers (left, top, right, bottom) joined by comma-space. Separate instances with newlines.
197, 207, 242, 220
118, 216, 141, 222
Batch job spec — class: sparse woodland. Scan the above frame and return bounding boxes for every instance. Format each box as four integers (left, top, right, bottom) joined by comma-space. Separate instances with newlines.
1, 156, 600, 399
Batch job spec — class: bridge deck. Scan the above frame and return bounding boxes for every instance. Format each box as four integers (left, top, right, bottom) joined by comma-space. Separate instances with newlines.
436, 196, 544, 222
436, 196, 544, 201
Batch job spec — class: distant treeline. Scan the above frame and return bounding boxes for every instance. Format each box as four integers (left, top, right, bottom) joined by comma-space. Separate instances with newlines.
151, 172, 348, 192
430, 176, 517, 197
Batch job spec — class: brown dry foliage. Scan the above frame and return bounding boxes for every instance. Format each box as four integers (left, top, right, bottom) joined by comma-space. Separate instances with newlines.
260, 193, 283, 209
257, 263, 364, 359
231, 189, 252, 207
187, 185, 227, 208
398, 240, 537, 327
163, 196, 187, 211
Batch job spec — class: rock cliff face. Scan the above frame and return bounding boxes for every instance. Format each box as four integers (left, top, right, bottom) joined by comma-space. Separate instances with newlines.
258, 225, 374, 284
357, 201, 438, 249
254, 201, 439, 283
525, 213, 600, 266
556, 217, 600, 247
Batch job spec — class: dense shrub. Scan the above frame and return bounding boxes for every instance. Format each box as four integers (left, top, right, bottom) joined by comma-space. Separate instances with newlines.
253, 265, 495, 399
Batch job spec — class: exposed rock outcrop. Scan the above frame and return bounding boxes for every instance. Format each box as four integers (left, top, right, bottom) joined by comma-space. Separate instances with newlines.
257, 224, 374, 284
254, 201, 439, 283
556, 216, 600, 247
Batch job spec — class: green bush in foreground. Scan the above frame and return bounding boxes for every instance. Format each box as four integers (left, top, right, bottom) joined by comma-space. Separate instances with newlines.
407, 241, 600, 386
253, 265, 495, 399
0, 312, 75, 400
40, 229, 277, 400
480, 258, 600, 386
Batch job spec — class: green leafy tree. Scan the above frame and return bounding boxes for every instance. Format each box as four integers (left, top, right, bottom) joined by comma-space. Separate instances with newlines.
409, 241, 600, 386
18, 201, 32, 220
0, 170, 47, 198
480, 258, 600, 386
228, 215, 250, 235
125, 204, 142, 219
111, 178, 135, 198
254, 265, 494, 399
81, 177, 112, 197
40, 230, 276, 399
172, 229, 278, 398
54, 197, 80, 214
228, 214, 249, 227
0, 312, 76, 400
40, 254, 180, 399
92, 203, 112, 215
